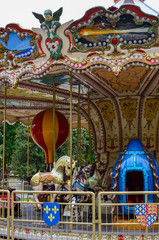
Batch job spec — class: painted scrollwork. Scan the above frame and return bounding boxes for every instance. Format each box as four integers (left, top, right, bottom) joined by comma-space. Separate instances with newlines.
120, 98, 137, 130
144, 98, 159, 130
97, 100, 115, 131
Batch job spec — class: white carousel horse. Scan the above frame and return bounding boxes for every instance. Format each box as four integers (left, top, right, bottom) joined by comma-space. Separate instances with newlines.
30, 156, 75, 210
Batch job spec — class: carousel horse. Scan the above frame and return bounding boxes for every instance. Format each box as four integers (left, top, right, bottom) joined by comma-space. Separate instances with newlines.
71, 164, 95, 221
72, 162, 106, 200
72, 164, 93, 201
72, 164, 96, 197
29, 156, 76, 210
71, 162, 109, 221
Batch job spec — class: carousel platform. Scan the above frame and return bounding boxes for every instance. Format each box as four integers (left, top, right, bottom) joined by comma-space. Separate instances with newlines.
113, 215, 158, 230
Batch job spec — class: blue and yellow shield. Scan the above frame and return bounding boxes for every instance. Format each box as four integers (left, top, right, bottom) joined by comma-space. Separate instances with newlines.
43, 203, 60, 226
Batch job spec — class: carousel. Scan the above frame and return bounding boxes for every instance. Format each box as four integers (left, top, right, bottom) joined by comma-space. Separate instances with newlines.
1, 0, 159, 239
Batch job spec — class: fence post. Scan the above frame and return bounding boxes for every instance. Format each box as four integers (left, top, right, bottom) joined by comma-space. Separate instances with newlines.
145, 193, 148, 240
11, 191, 14, 240
98, 192, 102, 240
7, 190, 10, 240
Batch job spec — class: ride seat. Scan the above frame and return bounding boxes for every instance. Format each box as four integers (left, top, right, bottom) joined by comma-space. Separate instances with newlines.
126, 187, 144, 203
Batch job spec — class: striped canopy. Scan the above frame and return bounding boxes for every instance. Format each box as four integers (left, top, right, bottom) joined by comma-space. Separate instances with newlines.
114, 0, 159, 16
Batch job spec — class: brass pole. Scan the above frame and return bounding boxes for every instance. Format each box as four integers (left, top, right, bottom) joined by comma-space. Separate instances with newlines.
67, 129, 70, 156
88, 91, 92, 163
77, 83, 81, 168
53, 75, 56, 167
145, 194, 148, 240
69, 72, 73, 191
50, 194, 53, 240
27, 125, 30, 178
79, 115, 81, 166
2, 86, 7, 219
69, 71, 73, 230
2, 86, 7, 189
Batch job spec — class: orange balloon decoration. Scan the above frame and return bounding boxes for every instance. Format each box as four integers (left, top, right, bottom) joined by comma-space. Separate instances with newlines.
30, 109, 69, 164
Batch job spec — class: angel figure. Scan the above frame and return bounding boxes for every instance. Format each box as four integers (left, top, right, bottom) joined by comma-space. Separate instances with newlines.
32, 8, 63, 60
32, 7, 63, 35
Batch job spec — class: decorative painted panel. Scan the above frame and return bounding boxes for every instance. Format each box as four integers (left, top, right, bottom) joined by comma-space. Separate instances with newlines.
97, 100, 120, 152
65, 5, 158, 53
0, 24, 42, 66
30, 74, 88, 94
92, 66, 149, 92
83, 103, 106, 153
142, 98, 159, 150
118, 97, 138, 147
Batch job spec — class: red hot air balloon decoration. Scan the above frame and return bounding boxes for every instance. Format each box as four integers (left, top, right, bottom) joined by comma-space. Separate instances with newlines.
30, 109, 69, 167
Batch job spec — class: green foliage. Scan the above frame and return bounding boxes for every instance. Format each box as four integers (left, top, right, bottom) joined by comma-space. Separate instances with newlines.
0, 122, 45, 180
0, 122, 96, 180
10, 124, 46, 180
56, 128, 96, 165
0, 122, 20, 169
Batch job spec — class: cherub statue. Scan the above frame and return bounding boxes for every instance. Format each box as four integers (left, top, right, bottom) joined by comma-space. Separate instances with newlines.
32, 8, 63, 60
32, 7, 63, 25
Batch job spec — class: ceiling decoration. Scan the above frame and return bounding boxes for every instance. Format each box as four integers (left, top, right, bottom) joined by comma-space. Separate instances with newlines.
92, 65, 149, 92
1, 1, 159, 156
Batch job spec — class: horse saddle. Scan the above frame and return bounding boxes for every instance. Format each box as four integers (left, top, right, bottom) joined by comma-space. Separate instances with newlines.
39, 173, 54, 182
87, 177, 102, 188
72, 179, 87, 191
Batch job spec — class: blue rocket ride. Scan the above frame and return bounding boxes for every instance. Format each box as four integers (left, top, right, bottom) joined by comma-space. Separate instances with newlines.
111, 138, 159, 214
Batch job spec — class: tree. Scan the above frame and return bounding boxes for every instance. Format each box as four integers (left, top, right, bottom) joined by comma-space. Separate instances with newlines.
0, 122, 19, 169
0, 122, 96, 180
56, 128, 96, 165
10, 123, 46, 180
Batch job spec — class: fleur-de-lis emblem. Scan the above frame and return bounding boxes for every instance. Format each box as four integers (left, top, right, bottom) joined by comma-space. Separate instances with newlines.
44, 205, 50, 214
43, 203, 60, 226
48, 213, 55, 222
52, 205, 59, 214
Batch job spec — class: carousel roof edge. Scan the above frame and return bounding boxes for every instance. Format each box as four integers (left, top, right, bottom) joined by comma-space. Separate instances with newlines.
0, 116, 32, 126
114, 0, 159, 16
0, 3, 159, 88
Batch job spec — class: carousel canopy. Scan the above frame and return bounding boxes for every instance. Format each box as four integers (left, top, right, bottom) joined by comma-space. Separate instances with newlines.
0, 0, 159, 154
114, 0, 159, 16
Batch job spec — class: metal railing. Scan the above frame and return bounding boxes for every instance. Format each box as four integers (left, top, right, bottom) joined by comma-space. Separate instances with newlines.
0, 190, 10, 240
11, 190, 96, 240
0, 189, 159, 239
98, 191, 159, 240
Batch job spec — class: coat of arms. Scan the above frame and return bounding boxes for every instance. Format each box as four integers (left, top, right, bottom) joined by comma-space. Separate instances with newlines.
135, 203, 157, 227
43, 203, 60, 226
